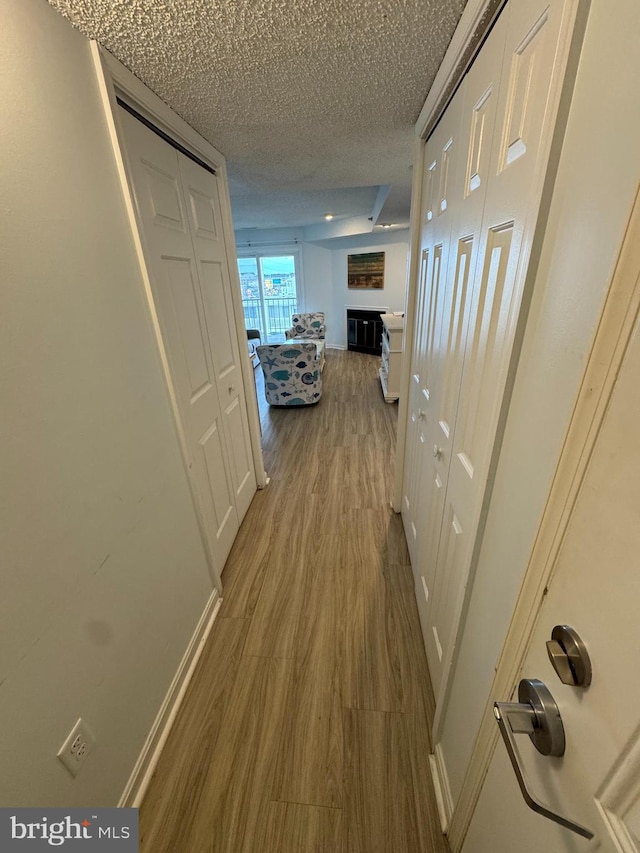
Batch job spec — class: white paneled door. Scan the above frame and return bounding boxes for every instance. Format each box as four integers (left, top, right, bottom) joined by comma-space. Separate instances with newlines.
402, 0, 582, 724
120, 108, 255, 577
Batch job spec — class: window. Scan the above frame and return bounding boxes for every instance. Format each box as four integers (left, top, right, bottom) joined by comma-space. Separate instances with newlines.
237, 253, 300, 343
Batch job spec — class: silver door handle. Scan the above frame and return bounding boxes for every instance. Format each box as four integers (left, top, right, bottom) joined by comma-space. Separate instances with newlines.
493, 678, 593, 840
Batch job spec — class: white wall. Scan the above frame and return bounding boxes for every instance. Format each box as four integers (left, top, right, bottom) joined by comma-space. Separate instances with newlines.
301, 241, 333, 316
437, 0, 640, 812
1, 0, 214, 806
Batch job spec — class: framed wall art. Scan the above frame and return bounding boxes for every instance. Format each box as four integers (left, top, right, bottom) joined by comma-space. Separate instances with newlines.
347, 251, 385, 289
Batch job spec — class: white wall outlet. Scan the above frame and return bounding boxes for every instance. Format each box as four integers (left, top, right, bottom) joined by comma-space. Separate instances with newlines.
57, 718, 96, 777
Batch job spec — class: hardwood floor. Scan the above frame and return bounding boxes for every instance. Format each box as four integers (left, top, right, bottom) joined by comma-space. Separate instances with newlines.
140, 349, 449, 853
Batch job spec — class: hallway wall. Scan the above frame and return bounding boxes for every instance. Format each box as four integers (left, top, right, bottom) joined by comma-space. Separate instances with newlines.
1, 0, 214, 805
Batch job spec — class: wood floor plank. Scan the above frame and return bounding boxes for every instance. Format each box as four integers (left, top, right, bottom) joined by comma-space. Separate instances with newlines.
258, 802, 343, 852
140, 617, 249, 853
273, 535, 345, 809
385, 561, 437, 722
344, 708, 421, 853
343, 509, 405, 713
220, 481, 287, 619
185, 655, 292, 853
242, 495, 321, 658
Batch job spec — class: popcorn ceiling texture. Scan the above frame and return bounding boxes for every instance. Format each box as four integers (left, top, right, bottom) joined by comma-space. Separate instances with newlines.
48, 0, 467, 227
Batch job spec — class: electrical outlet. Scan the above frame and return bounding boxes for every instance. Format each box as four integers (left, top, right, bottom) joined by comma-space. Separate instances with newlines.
57, 718, 95, 777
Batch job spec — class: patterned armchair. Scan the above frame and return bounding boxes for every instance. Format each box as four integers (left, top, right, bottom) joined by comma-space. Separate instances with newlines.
284, 312, 326, 340
256, 343, 322, 407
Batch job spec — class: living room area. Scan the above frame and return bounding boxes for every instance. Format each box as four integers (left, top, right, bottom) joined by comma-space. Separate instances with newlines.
238, 227, 410, 415
236, 227, 409, 354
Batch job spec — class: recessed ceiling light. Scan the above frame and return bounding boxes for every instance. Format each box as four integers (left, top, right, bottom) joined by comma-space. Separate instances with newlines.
324, 214, 334, 221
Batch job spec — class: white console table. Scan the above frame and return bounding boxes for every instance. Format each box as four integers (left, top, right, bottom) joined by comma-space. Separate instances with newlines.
379, 314, 404, 402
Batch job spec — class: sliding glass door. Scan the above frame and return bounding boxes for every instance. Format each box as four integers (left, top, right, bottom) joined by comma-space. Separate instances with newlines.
237, 253, 299, 343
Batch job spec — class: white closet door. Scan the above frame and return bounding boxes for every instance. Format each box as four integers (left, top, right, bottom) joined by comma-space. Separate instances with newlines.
177, 154, 256, 520
120, 108, 242, 573
427, 0, 580, 704
404, 81, 468, 636
420, 8, 509, 690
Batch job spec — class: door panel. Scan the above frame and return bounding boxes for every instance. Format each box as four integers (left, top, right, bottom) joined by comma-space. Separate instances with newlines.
143, 161, 184, 229
198, 420, 236, 549
198, 259, 237, 380
454, 224, 514, 471
166, 259, 212, 402
437, 237, 475, 450
223, 394, 256, 519
498, 8, 552, 172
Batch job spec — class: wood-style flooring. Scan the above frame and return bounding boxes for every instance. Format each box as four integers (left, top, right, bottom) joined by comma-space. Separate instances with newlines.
140, 348, 449, 853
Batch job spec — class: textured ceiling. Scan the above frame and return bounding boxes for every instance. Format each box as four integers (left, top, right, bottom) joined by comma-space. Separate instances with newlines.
47, 0, 467, 231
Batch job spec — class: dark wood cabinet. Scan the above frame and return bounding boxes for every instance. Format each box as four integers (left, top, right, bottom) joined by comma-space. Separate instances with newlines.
347, 308, 384, 355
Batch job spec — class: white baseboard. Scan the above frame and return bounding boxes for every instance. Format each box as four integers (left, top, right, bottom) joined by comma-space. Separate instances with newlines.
429, 742, 454, 834
118, 589, 222, 807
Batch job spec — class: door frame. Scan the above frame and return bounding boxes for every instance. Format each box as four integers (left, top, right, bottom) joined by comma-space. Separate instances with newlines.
448, 188, 640, 849
90, 44, 268, 591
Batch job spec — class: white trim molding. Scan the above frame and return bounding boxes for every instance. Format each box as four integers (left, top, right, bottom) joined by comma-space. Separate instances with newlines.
118, 590, 222, 808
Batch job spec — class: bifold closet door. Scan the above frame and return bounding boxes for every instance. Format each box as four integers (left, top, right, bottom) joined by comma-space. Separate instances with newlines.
427, 0, 579, 704
419, 8, 509, 693
120, 108, 255, 575
403, 0, 582, 709
403, 10, 507, 655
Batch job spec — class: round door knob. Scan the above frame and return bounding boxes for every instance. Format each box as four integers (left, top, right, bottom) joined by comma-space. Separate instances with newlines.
418, 409, 426, 420
228, 384, 235, 393
433, 445, 442, 458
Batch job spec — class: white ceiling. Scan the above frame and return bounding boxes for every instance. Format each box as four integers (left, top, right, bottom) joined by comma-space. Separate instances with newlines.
47, 0, 467, 233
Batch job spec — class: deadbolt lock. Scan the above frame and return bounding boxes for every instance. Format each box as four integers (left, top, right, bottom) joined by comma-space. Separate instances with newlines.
546, 624, 592, 688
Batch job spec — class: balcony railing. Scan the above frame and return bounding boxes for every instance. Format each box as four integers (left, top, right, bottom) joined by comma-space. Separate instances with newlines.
242, 296, 297, 343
